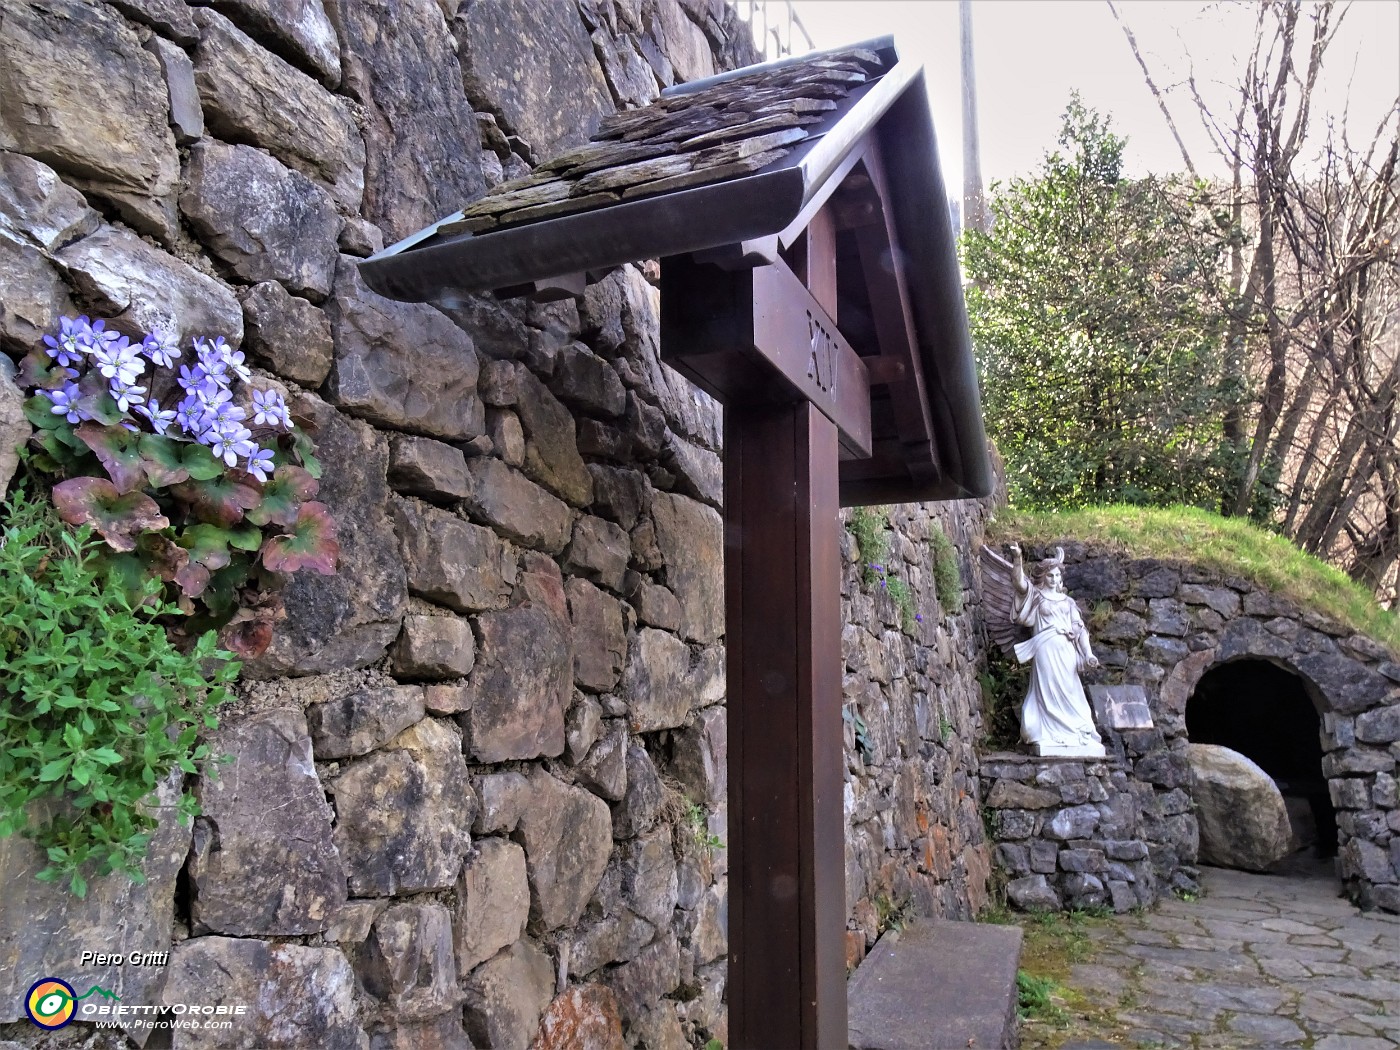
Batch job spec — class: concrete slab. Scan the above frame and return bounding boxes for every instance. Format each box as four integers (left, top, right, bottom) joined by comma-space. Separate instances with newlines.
847, 919, 1023, 1050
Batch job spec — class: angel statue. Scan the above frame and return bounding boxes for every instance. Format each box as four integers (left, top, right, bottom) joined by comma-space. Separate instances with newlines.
979, 544, 1105, 758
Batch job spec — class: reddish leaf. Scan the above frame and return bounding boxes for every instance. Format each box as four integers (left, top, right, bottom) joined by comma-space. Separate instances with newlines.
75, 422, 146, 493
246, 465, 318, 527
171, 475, 262, 527
175, 560, 211, 599
136, 533, 190, 583
51, 478, 170, 553
219, 612, 275, 659
261, 501, 338, 575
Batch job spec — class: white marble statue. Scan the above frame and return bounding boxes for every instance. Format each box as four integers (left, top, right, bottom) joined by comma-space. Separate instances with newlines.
980, 544, 1105, 758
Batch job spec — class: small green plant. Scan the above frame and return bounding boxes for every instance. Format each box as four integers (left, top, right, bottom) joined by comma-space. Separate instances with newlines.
978, 647, 1028, 751
686, 800, 723, 851
1173, 887, 1199, 903
884, 574, 917, 632
842, 703, 875, 764
704, 1040, 724, 1050
928, 520, 963, 613
845, 505, 890, 587
1016, 970, 1070, 1026
0, 486, 236, 896
938, 714, 955, 743
873, 892, 914, 935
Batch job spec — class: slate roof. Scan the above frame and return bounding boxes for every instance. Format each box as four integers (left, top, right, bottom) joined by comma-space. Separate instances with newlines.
437, 46, 885, 237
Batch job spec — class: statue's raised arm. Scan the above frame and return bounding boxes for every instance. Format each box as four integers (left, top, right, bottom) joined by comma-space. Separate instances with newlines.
979, 544, 1105, 758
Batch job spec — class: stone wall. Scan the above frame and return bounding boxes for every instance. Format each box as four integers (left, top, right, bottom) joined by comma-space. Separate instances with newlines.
990, 542, 1400, 915
0, 2, 760, 1048
839, 499, 1000, 970
980, 752, 1193, 914
0, 3, 1006, 1047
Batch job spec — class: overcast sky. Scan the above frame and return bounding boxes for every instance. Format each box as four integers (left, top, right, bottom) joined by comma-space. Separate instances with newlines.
772, 0, 1400, 190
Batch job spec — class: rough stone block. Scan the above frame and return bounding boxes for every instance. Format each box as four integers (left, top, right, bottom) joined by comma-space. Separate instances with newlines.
189, 709, 346, 936
247, 399, 408, 675
515, 367, 594, 506
464, 456, 574, 553
567, 578, 627, 692
162, 938, 363, 1049
0, 0, 178, 237
394, 497, 513, 613
533, 984, 625, 1050
0, 771, 189, 1027
181, 139, 339, 298
307, 684, 426, 759
462, 573, 571, 763
388, 434, 473, 501
462, 940, 555, 1050
613, 739, 663, 838
1006, 874, 1060, 910
650, 491, 723, 643
622, 627, 695, 732
549, 342, 626, 417
326, 257, 485, 439
393, 614, 476, 680
516, 768, 614, 931
455, 838, 530, 973
361, 901, 461, 1021
242, 280, 334, 386
668, 705, 727, 807
1356, 704, 1400, 744
204, 0, 342, 85
330, 718, 474, 895
192, 7, 361, 208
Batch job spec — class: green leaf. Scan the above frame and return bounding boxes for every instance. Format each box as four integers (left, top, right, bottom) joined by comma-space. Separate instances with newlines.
51, 478, 170, 553
23, 394, 66, 431
139, 433, 192, 487
39, 758, 70, 781
261, 501, 339, 575
178, 524, 234, 571
180, 442, 225, 482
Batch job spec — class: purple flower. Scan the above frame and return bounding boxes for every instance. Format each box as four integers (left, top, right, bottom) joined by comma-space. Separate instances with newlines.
175, 395, 207, 437
135, 399, 178, 435
140, 331, 180, 369
43, 316, 90, 368
178, 362, 216, 397
245, 446, 275, 482
44, 382, 83, 424
86, 319, 123, 358
223, 347, 252, 383
109, 377, 146, 412
250, 388, 290, 429
93, 336, 143, 386
915, 613, 924, 622
207, 429, 242, 467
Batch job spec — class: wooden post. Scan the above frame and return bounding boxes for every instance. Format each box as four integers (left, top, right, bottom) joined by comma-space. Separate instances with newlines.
725, 399, 847, 1049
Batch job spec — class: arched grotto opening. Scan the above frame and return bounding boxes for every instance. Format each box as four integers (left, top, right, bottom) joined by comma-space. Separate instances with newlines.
1186, 659, 1337, 859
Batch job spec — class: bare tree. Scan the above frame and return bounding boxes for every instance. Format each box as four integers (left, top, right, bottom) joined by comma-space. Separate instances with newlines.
1110, 0, 1400, 604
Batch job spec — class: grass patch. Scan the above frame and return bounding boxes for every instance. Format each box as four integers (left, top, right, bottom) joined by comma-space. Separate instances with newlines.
988, 504, 1399, 653
980, 906, 1137, 1049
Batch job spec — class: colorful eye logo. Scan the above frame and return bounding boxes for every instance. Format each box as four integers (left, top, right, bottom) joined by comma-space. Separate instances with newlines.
26, 977, 77, 1029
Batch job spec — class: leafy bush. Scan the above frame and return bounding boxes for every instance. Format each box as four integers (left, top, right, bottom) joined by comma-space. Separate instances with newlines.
0, 485, 236, 897
18, 316, 338, 656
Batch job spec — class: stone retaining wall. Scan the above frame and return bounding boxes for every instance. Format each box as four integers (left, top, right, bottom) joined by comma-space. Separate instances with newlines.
987, 542, 1400, 915
980, 752, 1196, 914
840, 500, 1000, 969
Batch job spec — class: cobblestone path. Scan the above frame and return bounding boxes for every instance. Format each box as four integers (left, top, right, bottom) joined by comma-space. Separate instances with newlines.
1061, 858, 1400, 1049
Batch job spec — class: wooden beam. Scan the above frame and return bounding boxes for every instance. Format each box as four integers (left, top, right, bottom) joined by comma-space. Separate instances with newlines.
661, 255, 873, 459
726, 399, 847, 1050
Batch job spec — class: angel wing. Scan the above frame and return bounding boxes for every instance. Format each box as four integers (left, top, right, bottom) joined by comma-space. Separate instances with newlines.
978, 544, 1031, 657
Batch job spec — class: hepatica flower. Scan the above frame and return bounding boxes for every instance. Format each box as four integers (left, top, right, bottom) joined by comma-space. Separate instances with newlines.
140, 331, 180, 369
43, 315, 90, 368
250, 388, 290, 430
93, 337, 144, 386
109, 377, 147, 413
245, 446, 274, 482
135, 399, 177, 435
44, 382, 84, 424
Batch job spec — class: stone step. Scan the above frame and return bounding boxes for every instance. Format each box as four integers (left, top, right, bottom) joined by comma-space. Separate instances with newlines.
848, 918, 1024, 1050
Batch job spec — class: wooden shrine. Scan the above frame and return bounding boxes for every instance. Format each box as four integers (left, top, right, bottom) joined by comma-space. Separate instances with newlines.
360, 37, 991, 1050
